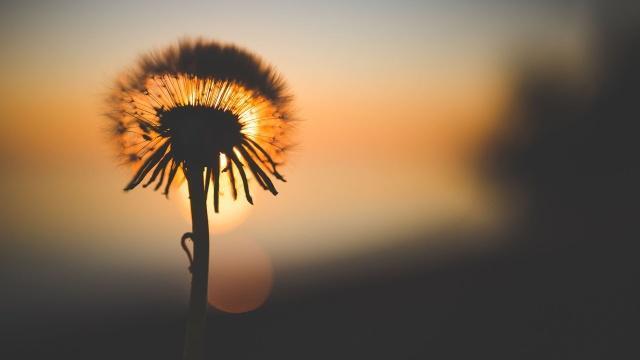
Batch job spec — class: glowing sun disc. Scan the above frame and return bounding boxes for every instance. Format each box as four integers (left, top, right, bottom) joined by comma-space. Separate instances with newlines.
175, 178, 252, 235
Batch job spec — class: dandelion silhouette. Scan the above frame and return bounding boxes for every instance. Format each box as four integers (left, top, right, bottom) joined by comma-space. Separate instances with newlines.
105, 38, 293, 360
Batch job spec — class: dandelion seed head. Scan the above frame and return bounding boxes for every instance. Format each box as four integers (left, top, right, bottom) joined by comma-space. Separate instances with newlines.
106, 38, 294, 212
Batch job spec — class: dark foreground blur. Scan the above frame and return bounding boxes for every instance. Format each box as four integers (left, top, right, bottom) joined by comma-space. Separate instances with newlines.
2, 2, 639, 359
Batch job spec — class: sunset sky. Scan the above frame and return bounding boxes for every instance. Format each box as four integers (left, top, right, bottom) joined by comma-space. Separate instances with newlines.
0, 0, 590, 312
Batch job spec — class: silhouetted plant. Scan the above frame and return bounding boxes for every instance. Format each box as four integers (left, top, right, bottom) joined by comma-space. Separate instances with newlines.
105, 38, 294, 360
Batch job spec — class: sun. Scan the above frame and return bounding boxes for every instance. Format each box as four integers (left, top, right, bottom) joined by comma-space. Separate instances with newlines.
175, 175, 253, 235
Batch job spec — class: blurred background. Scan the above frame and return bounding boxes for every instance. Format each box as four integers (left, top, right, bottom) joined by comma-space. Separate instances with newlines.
1, 0, 638, 359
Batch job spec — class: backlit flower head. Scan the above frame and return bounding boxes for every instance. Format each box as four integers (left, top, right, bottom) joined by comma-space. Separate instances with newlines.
106, 38, 294, 212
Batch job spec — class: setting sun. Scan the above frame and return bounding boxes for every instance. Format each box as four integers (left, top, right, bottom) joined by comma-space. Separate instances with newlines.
176, 178, 253, 235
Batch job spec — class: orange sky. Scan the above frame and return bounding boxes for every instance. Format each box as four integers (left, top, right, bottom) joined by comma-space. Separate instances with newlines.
0, 1, 590, 312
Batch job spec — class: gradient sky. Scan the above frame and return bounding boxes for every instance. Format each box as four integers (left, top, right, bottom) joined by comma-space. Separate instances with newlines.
0, 0, 590, 310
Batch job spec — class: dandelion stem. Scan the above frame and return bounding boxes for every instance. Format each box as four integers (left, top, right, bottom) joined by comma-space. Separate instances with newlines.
183, 165, 210, 360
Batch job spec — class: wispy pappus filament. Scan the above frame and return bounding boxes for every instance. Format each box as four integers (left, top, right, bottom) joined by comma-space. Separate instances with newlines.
121, 76, 274, 142
110, 73, 291, 212
107, 39, 294, 213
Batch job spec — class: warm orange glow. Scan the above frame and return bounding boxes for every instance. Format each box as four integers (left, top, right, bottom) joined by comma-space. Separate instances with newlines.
112, 72, 291, 206
119, 74, 282, 150
175, 179, 252, 235
1, 15, 521, 274
208, 236, 273, 314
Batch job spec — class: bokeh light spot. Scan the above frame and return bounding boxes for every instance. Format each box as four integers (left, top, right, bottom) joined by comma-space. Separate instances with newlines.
208, 236, 273, 314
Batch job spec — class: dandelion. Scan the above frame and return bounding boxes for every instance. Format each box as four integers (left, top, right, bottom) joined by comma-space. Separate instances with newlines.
105, 38, 293, 360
